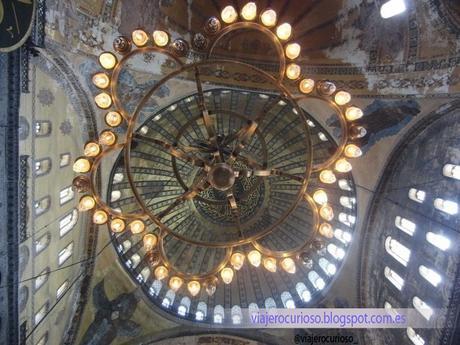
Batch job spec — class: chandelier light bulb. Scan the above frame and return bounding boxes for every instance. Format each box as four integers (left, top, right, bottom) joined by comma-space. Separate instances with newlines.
286, 63, 301, 80
319, 204, 334, 221
344, 144, 362, 158
241, 2, 257, 20
285, 43, 301, 60
334, 91, 351, 105
93, 209, 108, 224
105, 111, 123, 127
187, 281, 201, 297
319, 223, 334, 238
205, 278, 217, 296
345, 106, 363, 121
169, 276, 183, 292
73, 158, 91, 173
129, 220, 145, 234
281, 258, 296, 274
248, 250, 262, 267
154, 266, 169, 280
263, 257, 277, 273
110, 218, 126, 233
94, 92, 112, 109
276, 23, 292, 40
99, 130, 117, 146
230, 252, 245, 270
319, 170, 336, 184
335, 158, 352, 173
153, 30, 169, 47
99, 52, 117, 70
221, 5, 238, 23
260, 9, 277, 27
299, 78, 315, 94
143, 233, 158, 250
221, 267, 234, 284
132, 29, 149, 47
84, 142, 101, 157
313, 189, 328, 205
351, 126, 367, 139
78, 195, 96, 211
92, 73, 110, 89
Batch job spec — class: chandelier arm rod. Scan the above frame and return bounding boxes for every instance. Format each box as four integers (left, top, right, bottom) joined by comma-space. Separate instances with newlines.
226, 189, 243, 239
234, 168, 304, 183
133, 133, 211, 170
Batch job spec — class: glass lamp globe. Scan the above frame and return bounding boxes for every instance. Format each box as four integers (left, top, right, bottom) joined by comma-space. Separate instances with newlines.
319, 223, 334, 238
286, 63, 301, 80
169, 276, 183, 292
241, 2, 257, 20
99, 52, 117, 70
95, 92, 112, 109
260, 9, 277, 27
143, 234, 158, 250
221, 267, 234, 284
129, 220, 145, 234
99, 130, 117, 146
285, 43, 301, 60
78, 195, 96, 211
73, 158, 91, 173
153, 30, 169, 47
335, 158, 352, 173
93, 210, 108, 224
132, 29, 149, 47
345, 106, 363, 121
187, 281, 201, 297
276, 23, 292, 40
319, 170, 336, 184
105, 111, 123, 127
110, 218, 125, 233
319, 204, 334, 221
92, 73, 110, 89
84, 142, 101, 157
334, 91, 351, 105
221, 5, 238, 23
154, 266, 169, 280
231, 252, 245, 270
344, 144, 362, 158
248, 250, 262, 267
281, 258, 296, 274
263, 257, 277, 272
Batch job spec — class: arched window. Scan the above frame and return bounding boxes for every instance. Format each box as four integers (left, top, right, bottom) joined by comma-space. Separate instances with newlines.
128, 254, 141, 269
177, 297, 191, 316
34, 267, 50, 291
59, 186, 74, 205
162, 289, 175, 308
196, 301, 207, 321
395, 216, 416, 236
407, 327, 425, 345
434, 198, 458, 215
385, 237, 411, 266
59, 209, 78, 237
213, 305, 225, 323
281, 291, 296, 309
338, 179, 352, 191
58, 242, 73, 266
113, 172, 124, 183
412, 296, 433, 321
34, 233, 51, 254
34, 302, 49, 325
319, 257, 337, 276
56, 280, 69, 299
34, 196, 51, 216
111, 190, 121, 202
136, 267, 150, 283
264, 297, 277, 309
418, 265, 441, 287
308, 271, 325, 290
307, 119, 315, 127
35, 121, 52, 137
59, 153, 70, 168
384, 266, 404, 290
248, 303, 259, 316
327, 243, 345, 260
296, 283, 311, 303
231, 305, 243, 324
408, 189, 426, 203
340, 196, 355, 209
149, 280, 162, 296
118, 240, 131, 253
34, 158, 51, 176
338, 213, 355, 227
426, 232, 450, 251
334, 229, 352, 244
443, 164, 460, 180
139, 126, 149, 135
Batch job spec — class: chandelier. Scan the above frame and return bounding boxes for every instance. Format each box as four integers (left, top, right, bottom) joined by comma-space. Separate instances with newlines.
72, 2, 365, 311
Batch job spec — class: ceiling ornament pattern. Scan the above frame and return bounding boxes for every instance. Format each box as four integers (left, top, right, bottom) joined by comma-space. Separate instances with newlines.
71, 2, 365, 323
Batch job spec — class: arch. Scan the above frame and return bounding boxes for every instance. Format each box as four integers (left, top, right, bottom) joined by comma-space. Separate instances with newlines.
426, 232, 450, 251
280, 291, 295, 309
443, 163, 460, 180
59, 153, 71, 168
34, 267, 50, 291
433, 198, 458, 215
34, 233, 51, 254
340, 196, 355, 209
178, 297, 191, 316
213, 305, 224, 323
384, 266, 404, 290
59, 186, 75, 205
308, 271, 325, 290
196, 301, 207, 321
34, 158, 52, 177
327, 243, 345, 260
162, 290, 176, 308
407, 327, 425, 345
264, 297, 277, 309
58, 242, 73, 266
248, 302, 259, 315
338, 213, 355, 227
59, 209, 78, 237
418, 265, 442, 287
319, 257, 337, 276
137, 267, 150, 283
34, 120, 52, 137
385, 236, 411, 266
296, 282, 311, 303
113, 172, 124, 183
338, 179, 352, 191
149, 280, 162, 297
334, 229, 352, 244
56, 280, 69, 299
111, 190, 122, 202
412, 296, 433, 321
395, 216, 416, 236
34, 196, 51, 216
408, 188, 426, 203
35, 301, 49, 326
231, 305, 243, 324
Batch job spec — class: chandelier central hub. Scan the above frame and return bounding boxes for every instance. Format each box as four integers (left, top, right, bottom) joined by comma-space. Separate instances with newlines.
207, 163, 236, 191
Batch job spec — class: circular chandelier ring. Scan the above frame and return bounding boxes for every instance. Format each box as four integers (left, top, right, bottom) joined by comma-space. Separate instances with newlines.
206, 22, 286, 82
110, 46, 185, 118
123, 59, 312, 248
